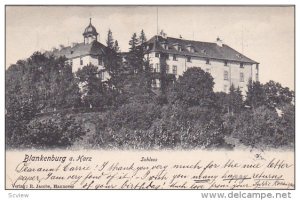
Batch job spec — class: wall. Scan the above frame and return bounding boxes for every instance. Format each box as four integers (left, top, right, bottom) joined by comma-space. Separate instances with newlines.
68, 55, 110, 81
148, 52, 257, 95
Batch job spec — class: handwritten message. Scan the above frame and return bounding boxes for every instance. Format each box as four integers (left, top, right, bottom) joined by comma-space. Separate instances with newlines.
6, 150, 294, 189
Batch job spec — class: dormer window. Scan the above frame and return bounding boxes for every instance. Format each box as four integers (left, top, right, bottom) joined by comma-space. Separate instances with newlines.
186, 45, 194, 53
201, 49, 207, 55
161, 42, 168, 50
178, 45, 182, 52
173, 43, 180, 51
236, 54, 242, 58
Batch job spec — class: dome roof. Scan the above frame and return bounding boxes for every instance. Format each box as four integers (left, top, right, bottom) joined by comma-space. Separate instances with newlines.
83, 18, 98, 36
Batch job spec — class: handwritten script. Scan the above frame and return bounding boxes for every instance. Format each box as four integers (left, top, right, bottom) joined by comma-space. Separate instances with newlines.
6, 150, 294, 189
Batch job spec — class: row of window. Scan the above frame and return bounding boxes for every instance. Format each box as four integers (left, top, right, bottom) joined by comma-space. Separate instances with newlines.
223, 71, 244, 82
151, 64, 244, 82
154, 53, 246, 67
78, 56, 104, 66
150, 64, 177, 74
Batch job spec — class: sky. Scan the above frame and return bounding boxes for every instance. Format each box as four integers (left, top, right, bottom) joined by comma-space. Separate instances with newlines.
6, 6, 294, 90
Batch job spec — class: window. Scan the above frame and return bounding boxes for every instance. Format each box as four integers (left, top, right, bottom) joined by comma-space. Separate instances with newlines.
80, 58, 83, 65
224, 71, 229, 80
240, 63, 244, 68
152, 79, 160, 88
187, 56, 191, 62
187, 46, 195, 53
206, 59, 210, 64
99, 71, 105, 80
240, 72, 244, 82
149, 64, 154, 72
98, 56, 103, 65
166, 54, 170, 60
162, 43, 168, 50
152, 79, 157, 88
224, 61, 228, 66
166, 65, 170, 73
155, 53, 160, 58
155, 63, 160, 72
157, 80, 161, 88
172, 65, 177, 75
256, 73, 259, 81
173, 55, 177, 61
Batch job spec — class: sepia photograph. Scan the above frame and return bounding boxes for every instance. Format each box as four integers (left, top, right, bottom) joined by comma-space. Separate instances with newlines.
5, 5, 295, 190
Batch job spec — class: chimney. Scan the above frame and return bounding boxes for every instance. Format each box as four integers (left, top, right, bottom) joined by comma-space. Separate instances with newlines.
58, 44, 65, 50
216, 37, 223, 47
160, 30, 167, 38
51, 47, 58, 52
71, 42, 77, 48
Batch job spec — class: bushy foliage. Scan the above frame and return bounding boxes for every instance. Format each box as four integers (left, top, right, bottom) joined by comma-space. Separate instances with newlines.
5, 44, 295, 150
25, 114, 86, 148
226, 106, 293, 148
168, 67, 215, 107
106, 102, 162, 131
89, 104, 227, 149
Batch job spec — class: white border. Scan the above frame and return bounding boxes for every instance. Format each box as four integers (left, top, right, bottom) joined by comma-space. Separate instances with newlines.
0, 1, 298, 200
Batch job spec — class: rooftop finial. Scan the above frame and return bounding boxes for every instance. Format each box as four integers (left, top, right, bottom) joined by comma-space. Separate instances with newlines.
89, 18, 92, 24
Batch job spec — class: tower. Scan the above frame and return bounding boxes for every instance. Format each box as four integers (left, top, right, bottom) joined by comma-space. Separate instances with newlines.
83, 18, 98, 44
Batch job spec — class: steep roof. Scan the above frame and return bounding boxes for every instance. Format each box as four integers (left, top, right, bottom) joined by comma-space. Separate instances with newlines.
48, 40, 107, 59
146, 36, 258, 64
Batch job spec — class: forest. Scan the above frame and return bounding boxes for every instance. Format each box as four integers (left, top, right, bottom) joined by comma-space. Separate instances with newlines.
5, 30, 295, 150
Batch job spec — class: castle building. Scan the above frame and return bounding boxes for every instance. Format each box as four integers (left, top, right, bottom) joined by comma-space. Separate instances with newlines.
50, 19, 259, 95
144, 34, 259, 95
50, 18, 110, 81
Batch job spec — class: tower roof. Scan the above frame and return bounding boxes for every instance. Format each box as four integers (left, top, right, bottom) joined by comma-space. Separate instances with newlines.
83, 18, 98, 37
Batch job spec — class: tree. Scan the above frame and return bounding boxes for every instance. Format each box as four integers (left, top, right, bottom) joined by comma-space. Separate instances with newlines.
129, 33, 139, 51
263, 80, 294, 109
127, 32, 146, 74
76, 64, 108, 109
139, 29, 147, 45
113, 40, 120, 52
226, 85, 244, 114
169, 67, 215, 107
279, 103, 295, 146
245, 80, 266, 109
26, 114, 86, 148
5, 52, 82, 147
106, 29, 114, 49
230, 106, 287, 149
